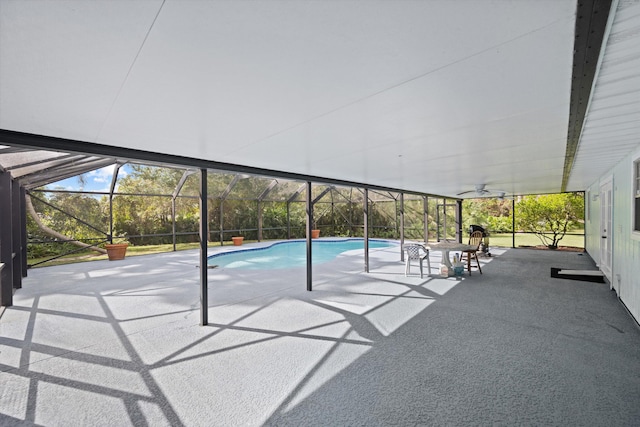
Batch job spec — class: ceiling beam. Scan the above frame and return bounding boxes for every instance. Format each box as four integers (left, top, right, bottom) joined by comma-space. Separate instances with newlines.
20, 158, 116, 189
4, 153, 75, 172
0, 129, 444, 198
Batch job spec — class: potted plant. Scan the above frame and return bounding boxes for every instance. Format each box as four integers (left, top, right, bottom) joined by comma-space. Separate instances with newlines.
308, 220, 320, 238
105, 238, 129, 261
231, 236, 244, 246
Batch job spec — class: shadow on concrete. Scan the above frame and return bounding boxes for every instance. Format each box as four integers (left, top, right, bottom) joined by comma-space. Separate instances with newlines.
1, 245, 639, 425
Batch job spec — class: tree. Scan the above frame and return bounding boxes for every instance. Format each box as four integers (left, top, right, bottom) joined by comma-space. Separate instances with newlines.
113, 165, 199, 244
516, 193, 584, 249
26, 193, 108, 257
463, 198, 513, 233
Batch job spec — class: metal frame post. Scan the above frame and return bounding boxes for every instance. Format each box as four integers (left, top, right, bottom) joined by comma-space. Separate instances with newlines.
423, 196, 429, 243
443, 199, 447, 240
583, 191, 587, 250
394, 199, 399, 238
172, 197, 177, 251
306, 181, 312, 291
286, 201, 291, 239
218, 175, 242, 245
350, 192, 355, 237
20, 187, 28, 277
399, 193, 405, 262
436, 202, 441, 242
109, 197, 113, 243
12, 180, 22, 289
171, 169, 195, 251
0, 171, 13, 306
364, 188, 369, 272
108, 164, 122, 244
456, 199, 463, 243
257, 200, 262, 241
256, 179, 277, 242
287, 183, 307, 240
331, 199, 335, 236
199, 169, 208, 326
512, 197, 516, 248
219, 200, 224, 245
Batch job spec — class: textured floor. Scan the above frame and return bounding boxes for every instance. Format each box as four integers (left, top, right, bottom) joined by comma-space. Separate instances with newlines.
1, 243, 639, 426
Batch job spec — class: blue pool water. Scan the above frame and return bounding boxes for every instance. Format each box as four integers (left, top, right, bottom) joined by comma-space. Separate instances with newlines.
207, 239, 396, 270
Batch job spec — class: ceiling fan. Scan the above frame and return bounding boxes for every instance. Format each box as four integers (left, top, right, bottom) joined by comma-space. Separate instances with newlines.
456, 184, 506, 199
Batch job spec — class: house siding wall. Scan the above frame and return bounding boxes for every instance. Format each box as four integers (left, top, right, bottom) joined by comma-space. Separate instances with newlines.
586, 145, 640, 324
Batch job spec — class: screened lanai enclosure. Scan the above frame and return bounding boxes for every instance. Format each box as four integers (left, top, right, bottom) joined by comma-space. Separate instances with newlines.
0, 145, 461, 269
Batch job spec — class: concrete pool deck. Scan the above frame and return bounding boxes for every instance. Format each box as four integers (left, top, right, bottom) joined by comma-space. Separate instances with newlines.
1, 243, 639, 425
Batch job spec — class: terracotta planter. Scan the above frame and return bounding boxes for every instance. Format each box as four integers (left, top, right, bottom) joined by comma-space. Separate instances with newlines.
232, 236, 244, 246
311, 229, 320, 239
105, 243, 128, 261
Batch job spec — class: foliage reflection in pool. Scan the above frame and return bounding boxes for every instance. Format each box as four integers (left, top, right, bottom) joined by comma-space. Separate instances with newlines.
207, 239, 396, 270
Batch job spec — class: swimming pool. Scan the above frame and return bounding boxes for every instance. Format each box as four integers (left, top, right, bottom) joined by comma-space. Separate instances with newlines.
207, 238, 397, 270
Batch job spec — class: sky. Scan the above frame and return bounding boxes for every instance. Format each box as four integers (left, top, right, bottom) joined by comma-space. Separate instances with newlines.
46, 164, 130, 193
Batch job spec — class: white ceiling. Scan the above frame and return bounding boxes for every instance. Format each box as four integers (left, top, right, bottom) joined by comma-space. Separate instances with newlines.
1, 0, 639, 198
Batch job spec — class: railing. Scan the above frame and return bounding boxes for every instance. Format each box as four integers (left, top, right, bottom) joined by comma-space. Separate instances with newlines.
485, 231, 585, 249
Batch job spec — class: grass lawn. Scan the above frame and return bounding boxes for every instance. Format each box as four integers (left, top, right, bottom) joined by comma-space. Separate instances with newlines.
489, 232, 584, 249
28, 241, 231, 268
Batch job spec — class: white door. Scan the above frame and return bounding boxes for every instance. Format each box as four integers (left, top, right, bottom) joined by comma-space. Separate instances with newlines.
599, 179, 613, 283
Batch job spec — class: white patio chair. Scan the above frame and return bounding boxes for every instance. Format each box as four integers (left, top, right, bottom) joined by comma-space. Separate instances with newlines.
403, 244, 431, 278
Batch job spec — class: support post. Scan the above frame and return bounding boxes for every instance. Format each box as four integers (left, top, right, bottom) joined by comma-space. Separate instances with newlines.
172, 197, 177, 251
306, 181, 312, 291
286, 201, 291, 239
399, 193, 405, 262
109, 196, 114, 243
219, 200, 224, 246
443, 199, 447, 241
199, 169, 208, 326
0, 171, 13, 306
395, 199, 399, 238
436, 202, 441, 242
12, 180, 22, 289
257, 201, 262, 242
20, 187, 28, 277
456, 199, 463, 243
172, 169, 195, 251
583, 192, 587, 250
350, 195, 354, 237
364, 188, 369, 273
423, 196, 429, 243
287, 183, 306, 240
108, 164, 122, 244
257, 179, 277, 242
512, 198, 516, 248
331, 201, 335, 236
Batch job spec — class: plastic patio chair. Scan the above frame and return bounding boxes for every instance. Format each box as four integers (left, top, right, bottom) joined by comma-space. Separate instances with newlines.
403, 244, 431, 278
461, 231, 483, 274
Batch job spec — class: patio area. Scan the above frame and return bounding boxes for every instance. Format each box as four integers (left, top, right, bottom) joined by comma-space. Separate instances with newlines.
1, 243, 639, 426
